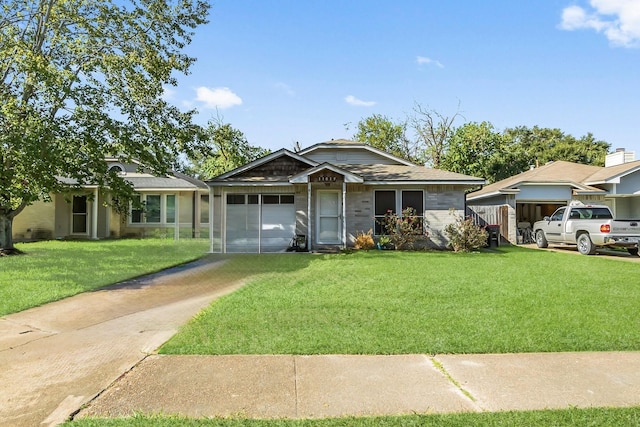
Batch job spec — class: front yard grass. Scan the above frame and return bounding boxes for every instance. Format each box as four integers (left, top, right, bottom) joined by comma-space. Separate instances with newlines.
0, 239, 209, 316
66, 406, 640, 426
162, 246, 640, 355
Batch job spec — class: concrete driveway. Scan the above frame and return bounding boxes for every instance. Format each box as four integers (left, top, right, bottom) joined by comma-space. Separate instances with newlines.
523, 243, 640, 261
0, 256, 243, 427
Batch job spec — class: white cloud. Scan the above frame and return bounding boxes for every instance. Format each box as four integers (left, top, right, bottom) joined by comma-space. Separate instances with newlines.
559, 1, 640, 47
161, 86, 176, 101
195, 86, 243, 109
344, 95, 376, 107
275, 82, 295, 96
416, 56, 444, 68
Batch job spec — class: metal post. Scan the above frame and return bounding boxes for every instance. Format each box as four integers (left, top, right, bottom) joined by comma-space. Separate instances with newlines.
91, 188, 99, 239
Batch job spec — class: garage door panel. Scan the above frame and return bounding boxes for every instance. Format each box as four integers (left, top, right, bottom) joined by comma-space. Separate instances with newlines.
261, 204, 295, 252
225, 194, 295, 253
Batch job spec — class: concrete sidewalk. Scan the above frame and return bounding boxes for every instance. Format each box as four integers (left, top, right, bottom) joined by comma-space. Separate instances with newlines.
76, 352, 640, 420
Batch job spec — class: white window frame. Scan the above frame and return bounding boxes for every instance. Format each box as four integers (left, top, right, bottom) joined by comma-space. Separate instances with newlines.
129, 193, 178, 225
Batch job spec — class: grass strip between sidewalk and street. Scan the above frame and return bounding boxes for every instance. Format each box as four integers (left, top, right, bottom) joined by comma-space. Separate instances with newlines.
66, 406, 640, 426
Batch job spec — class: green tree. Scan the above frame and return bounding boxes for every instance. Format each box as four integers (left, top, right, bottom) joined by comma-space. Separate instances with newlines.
353, 114, 422, 163
186, 117, 271, 179
503, 126, 610, 167
0, 0, 208, 253
441, 122, 525, 183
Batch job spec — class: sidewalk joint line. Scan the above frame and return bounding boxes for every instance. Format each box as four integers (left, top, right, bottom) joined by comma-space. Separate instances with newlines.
68, 354, 152, 422
430, 355, 477, 403
293, 356, 299, 417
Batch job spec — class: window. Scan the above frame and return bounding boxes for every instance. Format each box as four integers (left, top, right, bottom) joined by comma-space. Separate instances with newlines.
374, 190, 395, 235
227, 194, 246, 204
200, 195, 210, 224
227, 194, 294, 206
130, 194, 177, 224
374, 190, 424, 235
402, 190, 424, 234
550, 208, 565, 222
166, 195, 176, 223
263, 195, 280, 204
131, 195, 143, 223
146, 195, 161, 223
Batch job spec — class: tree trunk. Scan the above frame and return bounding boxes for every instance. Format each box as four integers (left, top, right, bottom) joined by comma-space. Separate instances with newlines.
0, 212, 16, 253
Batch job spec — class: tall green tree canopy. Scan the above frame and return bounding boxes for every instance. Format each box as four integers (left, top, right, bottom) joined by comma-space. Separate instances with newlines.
352, 114, 421, 163
502, 126, 610, 167
0, 0, 209, 252
440, 122, 516, 183
440, 124, 611, 183
185, 116, 271, 179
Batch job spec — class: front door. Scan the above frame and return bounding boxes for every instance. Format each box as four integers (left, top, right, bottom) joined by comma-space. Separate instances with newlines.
72, 195, 88, 235
316, 191, 341, 244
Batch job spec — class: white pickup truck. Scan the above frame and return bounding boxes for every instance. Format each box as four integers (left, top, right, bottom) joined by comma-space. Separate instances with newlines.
533, 203, 640, 256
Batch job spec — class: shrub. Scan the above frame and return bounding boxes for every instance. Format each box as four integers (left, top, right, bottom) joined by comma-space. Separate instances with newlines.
381, 207, 428, 250
354, 229, 375, 250
444, 213, 488, 252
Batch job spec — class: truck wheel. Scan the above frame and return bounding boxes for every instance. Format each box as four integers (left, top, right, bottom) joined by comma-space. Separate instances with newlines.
577, 233, 596, 255
535, 230, 548, 248
628, 247, 639, 256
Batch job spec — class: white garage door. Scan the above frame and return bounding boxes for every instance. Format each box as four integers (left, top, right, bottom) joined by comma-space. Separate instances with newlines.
225, 194, 295, 253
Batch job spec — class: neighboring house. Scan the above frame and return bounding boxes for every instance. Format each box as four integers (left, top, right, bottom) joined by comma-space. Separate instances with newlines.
467, 149, 640, 244
13, 158, 209, 242
206, 139, 484, 253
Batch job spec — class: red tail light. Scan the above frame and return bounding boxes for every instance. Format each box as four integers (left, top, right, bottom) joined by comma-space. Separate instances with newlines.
600, 224, 611, 233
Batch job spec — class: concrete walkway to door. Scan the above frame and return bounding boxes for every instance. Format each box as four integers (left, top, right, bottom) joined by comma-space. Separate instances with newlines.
0, 256, 244, 427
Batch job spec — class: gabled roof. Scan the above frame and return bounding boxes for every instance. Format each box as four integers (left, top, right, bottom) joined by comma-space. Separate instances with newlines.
208, 149, 317, 182
58, 162, 206, 192
289, 163, 364, 184
126, 174, 205, 191
341, 164, 484, 185
298, 139, 417, 167
468, 161, 603, 201
208, 142, 484, 187
585, 160, 640, 185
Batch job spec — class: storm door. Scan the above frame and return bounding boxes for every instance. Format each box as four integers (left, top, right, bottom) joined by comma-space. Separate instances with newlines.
316, 191, 342, 244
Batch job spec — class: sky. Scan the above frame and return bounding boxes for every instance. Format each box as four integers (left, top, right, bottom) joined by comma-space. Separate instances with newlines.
163, 0, 640, 157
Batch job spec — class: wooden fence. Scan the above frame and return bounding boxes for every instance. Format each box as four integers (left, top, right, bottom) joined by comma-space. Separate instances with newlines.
466, 205, 509, 242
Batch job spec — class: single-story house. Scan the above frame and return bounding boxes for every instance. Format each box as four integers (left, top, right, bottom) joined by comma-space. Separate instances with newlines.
206, 139, 485, 253
13, 158, 209, 242
467, 149, 640, 244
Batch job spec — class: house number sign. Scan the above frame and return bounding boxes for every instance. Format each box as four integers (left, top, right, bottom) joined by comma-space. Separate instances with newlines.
317, 175, 338, 182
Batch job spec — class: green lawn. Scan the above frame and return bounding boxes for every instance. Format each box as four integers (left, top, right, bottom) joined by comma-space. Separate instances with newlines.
0, 239, 209, 316
161, 247, 640, 355
5, 243, 640, 426
65, 407, 640, 426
